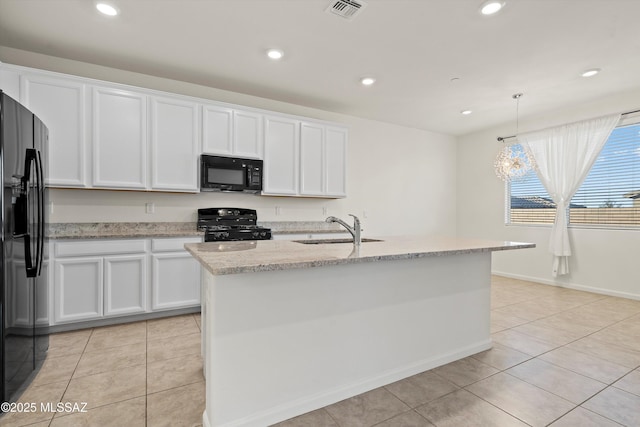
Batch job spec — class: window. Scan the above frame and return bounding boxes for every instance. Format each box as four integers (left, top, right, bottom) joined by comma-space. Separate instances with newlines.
507, 118, 640, 228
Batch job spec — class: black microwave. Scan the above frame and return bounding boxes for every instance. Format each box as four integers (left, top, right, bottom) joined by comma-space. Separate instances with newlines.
200, 155, 263, 193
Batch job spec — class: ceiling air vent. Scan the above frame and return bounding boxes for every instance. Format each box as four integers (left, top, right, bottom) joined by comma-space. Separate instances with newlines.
325, 0, 367, 21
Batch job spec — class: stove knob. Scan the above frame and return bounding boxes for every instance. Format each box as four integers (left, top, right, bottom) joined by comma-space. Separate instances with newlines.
260, 232, 267, 237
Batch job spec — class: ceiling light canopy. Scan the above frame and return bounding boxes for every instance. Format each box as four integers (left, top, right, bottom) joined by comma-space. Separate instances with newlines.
96, 2, 119, 16
360, 77, 376, 86
266, 49, 284, 60
479, 1, 505, 15
581, 68, 601, 77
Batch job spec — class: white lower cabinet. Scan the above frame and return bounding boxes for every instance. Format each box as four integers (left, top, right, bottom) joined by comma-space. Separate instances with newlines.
52, 237, 200, 326
55, 257, 103, 323
150, 237, 202, 311
151, 253, 200, 310
104, 255, 147, 316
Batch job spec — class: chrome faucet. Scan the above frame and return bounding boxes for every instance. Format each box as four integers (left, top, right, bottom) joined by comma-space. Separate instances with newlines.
326, 214, 362, 246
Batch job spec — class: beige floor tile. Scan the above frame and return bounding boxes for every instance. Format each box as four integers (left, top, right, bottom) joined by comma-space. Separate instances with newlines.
416, 389, 528, 427
385, 370, 458, 408
74, 342, 146, 379
491, 329, 558, 356
46, 329, 92, 357
613, 369, 640, 397
548, 407, 622, 427
375, 410, 434, 426
325, 388, 410, 427
432, 356, 499, 387
492, 300, 562, 321
49, 396, 146, 427
147, 353, 204, 394
566, 336, 640, 369
529, 315, 601, 337
511, 322, 586, 346
146, 331, 201, 363
31, 353, 81, 386
590, 326, 640, 352
0, 380, 68, 427
147, 381, 205, 427
539, 346, 632, 384
491, 311, 530, 328
63, 365, 146, 409
193, 313, 202, 330
272, 409, 339, 427
84, 321, 146, 352
466, 372, 575, 427
147, 314, 199, 341
583, 387, 640, 426
471, 342, 532, 370
506, 358, 607, 404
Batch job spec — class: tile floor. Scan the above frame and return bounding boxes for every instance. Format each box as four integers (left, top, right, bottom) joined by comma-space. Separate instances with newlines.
2, 276, 640, 427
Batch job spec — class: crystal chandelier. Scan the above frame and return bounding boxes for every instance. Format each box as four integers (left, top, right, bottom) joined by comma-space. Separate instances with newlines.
494, 142, 536, 182
494, 93, 536, 182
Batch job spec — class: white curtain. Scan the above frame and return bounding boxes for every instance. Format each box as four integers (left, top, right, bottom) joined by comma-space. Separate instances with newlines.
517, 113, 620, 277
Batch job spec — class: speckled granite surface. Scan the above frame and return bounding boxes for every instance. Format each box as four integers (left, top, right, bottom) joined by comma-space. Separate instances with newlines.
48, 221, 344, 239
47, 222, 203, 239
185, 236, 535, 276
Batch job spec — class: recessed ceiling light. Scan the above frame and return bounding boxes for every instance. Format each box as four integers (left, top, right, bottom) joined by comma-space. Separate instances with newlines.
96, 2, 119, 16
479, 1, 505, 15
360, 77, 376, 86
581, 68, 601, 77
266, 49, 284, 60
461, 110, 473, 115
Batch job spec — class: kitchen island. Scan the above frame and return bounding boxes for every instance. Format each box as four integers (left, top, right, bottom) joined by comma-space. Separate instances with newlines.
185, 236, 534, 427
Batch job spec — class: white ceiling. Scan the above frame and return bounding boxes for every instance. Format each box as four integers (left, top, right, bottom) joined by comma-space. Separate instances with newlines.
1, 0, 639, 136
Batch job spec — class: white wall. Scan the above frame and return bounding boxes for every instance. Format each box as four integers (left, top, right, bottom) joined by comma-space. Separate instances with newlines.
0, 47, 457, 238
457, 89, 640, 300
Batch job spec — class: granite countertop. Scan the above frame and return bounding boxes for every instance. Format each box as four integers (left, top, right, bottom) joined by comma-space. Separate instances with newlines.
47, 221, 346, 240
184, 236, 535, 276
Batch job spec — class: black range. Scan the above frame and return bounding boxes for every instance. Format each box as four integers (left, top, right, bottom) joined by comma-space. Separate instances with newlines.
197, 208, 272, 242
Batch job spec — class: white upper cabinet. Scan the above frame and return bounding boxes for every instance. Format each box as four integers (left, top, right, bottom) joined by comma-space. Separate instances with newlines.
92, 86, 147, 189
203, 105, 233, 155
263, 116, 299, 195
203, 105, 263, 159
265, 118, 347, 198
300, 122, 325, 196
234, 110, 262, 158
20, 74, 87, 187
0, 69, 20, 100
150, 96, 199, 191
325, 126, 347, 197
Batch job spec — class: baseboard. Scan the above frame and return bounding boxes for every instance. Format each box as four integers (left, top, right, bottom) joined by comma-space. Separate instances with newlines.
210, 339, 492, 427
492, 270, 640, 301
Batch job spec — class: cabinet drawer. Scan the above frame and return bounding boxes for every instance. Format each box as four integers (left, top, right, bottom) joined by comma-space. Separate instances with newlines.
151, 237, 202, 252
55, 239, 148, 257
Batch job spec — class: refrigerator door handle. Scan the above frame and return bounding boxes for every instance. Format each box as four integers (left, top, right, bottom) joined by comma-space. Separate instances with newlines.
17, 148, 38, 278
36, 149, 45, 276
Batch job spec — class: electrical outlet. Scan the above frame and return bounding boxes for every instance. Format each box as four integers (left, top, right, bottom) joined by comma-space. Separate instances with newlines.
363, 210, 369, 218
322, 207, 328, 216
145, 203, 155, 214
49, 202, 54, 214
275, 206, 281, 216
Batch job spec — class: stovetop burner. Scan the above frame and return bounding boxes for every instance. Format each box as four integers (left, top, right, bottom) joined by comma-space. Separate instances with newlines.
198, 208, 271, 242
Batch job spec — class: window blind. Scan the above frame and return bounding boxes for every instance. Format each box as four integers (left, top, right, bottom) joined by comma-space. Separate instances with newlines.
508, 121, 640, 227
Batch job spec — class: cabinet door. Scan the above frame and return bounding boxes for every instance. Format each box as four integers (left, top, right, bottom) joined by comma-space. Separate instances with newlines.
263, 116, 299, 195
202, 105, 233, 155
21, 74, 87, 187
151, 253, 200, 310
300, 122, 325, 196
0, 68, 20, 100
104, 254, 147, 316
54, 258, 103, 323
92, 87, 147, 189
150, 96, 199, 191
325, 127, 347, 197
234, 110, 262, 159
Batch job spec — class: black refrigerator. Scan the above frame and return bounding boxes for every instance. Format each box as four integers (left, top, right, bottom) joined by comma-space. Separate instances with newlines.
0, 91, 49, 406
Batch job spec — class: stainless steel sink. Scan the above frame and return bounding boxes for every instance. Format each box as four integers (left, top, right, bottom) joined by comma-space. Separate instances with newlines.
293, 238, 383, 245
